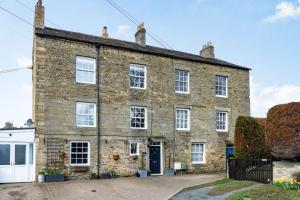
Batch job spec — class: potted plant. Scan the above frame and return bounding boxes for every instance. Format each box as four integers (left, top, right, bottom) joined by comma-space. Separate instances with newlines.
38, 168, 45, 183
45, 168, 64, 182
138, 152, 148, 177
164, 153, 174, 176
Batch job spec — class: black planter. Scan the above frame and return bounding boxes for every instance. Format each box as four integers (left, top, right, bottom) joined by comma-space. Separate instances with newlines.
45, 174, 64, 182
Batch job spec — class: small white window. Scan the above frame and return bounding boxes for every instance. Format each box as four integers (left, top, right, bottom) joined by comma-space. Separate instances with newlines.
192, 143, 205, 164
76, 102, 96, 127
130, 106, 147, 129
76, 56, 96, 84
129, 64, 146, 89
70, 141, 90, 166
216, 111, 228, 132
175, 70, 189, 93
129, 141, 139, 156
176, 108, 190, 131
216, 75, 228, 97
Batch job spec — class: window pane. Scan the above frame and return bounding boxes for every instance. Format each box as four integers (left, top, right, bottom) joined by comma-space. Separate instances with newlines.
70, 142, 89, 165
76, 103, 95, 127
175, 70, 189, 93
216, 75, 227, 96
76, 57, 95, 83
15, 145, 26, 165
130, 107, 146, 128
176, 109, 189, 130
29, 143, 33, 165
0, 144, 10, 165
129, 64, 146, 89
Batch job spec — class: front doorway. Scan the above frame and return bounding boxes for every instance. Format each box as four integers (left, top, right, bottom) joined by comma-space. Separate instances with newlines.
0, 142, 35, 183
149, 141, 163, 175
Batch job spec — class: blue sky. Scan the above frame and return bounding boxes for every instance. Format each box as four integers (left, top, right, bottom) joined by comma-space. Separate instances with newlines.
0, 0, 300, 126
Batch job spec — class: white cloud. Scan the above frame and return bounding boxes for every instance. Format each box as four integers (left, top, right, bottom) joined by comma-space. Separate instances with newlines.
251, 76, 300, 117
115, 25, 130, 39
17, 53, 31, 68
264, 0, 300, 23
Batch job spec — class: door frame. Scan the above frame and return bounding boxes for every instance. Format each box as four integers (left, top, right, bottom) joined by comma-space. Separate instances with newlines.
149, 141, 163, 175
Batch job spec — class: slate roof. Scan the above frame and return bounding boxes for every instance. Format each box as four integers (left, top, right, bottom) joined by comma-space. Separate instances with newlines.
35, 27, 250, 71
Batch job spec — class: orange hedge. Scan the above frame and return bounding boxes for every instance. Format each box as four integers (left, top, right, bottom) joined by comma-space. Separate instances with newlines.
265, 102, 300, 161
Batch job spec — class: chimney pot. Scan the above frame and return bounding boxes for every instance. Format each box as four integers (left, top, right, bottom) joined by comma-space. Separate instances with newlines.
135, 23, 146, 46
200, 41, 215, 58
101, 26, 109, 38
34, 0, 44, 28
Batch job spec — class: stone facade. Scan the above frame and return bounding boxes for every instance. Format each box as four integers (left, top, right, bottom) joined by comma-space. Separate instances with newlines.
32, 2, 250, 178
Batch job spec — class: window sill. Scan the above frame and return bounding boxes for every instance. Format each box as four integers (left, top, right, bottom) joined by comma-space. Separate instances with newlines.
76, 126, 97, 128
76, 81, 96, 85
175, 91, 190, 95
216, 130, 229, 133
192, 162, 206, 165
176, 129, 190, 132
130, 87, 147, 90
216, 95, 228, 98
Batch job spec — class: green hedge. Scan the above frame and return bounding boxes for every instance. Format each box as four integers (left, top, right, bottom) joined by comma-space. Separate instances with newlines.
234, 116, 270, 160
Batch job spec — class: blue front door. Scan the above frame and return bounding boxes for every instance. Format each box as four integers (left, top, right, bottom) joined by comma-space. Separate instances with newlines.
226, 145, 234, 159
149, 145, 161, 174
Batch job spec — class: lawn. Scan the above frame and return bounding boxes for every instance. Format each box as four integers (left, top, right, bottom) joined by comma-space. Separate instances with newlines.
227, 184, 300, 200
208, 180, 256, 195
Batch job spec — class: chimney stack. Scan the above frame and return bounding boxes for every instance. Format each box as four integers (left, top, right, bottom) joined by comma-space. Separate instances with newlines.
200, 41, 215, 58
135, 23, 146, 46
34, 0, 44, 28
101, 26, 109, 38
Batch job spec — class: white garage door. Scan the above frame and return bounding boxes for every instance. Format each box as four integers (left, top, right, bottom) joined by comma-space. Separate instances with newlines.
0, 128, 35, 183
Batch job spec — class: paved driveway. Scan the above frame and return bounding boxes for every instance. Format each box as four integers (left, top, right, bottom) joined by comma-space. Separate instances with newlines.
0, 174, 223, 200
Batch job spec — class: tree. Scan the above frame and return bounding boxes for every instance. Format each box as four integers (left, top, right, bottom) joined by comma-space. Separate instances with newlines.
234, 116, 270, 160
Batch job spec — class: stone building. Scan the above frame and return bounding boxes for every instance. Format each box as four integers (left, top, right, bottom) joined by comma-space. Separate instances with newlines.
32, 1, 250, 178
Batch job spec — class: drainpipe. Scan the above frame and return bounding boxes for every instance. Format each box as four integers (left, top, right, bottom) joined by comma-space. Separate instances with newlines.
96, 45, 101, 178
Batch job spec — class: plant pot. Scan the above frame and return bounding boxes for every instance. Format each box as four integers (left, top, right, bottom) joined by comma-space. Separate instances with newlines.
45, 174, 64, 182
164, 168, 175, 176
138, 169, 148, 177
38, 174, 45, 183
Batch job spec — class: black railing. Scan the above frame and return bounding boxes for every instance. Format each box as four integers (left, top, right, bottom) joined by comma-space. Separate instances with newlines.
228, 157, 273, 184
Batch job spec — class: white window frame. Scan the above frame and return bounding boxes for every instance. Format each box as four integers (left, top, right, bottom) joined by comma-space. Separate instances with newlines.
76, 56, 96, 84
129, 64, 147, 89
175, 108, 190, 131
175, 70, 190, 94
215, 75, 228, 98
130, 106, 147, 129
70, 141, 90, 166
216, 111, 228, 132
191, 143, 206, 164
129, 141, 140, 156
76, 102, 96, 127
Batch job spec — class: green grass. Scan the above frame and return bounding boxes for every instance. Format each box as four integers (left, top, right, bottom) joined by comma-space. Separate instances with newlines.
178, 178, 234, 194
208, 180, 256, 196
226, 184, 300, 200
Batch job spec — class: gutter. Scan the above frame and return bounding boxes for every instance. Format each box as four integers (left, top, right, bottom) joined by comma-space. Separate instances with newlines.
96, 45, 101, 178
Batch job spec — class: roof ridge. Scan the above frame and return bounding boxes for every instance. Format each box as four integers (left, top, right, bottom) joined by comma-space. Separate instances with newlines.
35, 27, 250, 71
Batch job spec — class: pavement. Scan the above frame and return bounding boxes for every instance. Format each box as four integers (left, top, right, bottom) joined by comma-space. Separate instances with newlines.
171, 183, 260, 200
0, 174, 224, 200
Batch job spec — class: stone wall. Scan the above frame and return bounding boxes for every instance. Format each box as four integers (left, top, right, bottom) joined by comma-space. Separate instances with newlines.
273, 161, 300, 180
33, 33, 250, 178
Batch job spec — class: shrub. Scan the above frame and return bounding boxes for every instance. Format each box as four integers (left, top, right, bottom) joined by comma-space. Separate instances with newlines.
292, 172, 300, 182
234, 116, 270, 160
265, 102, 300, 161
